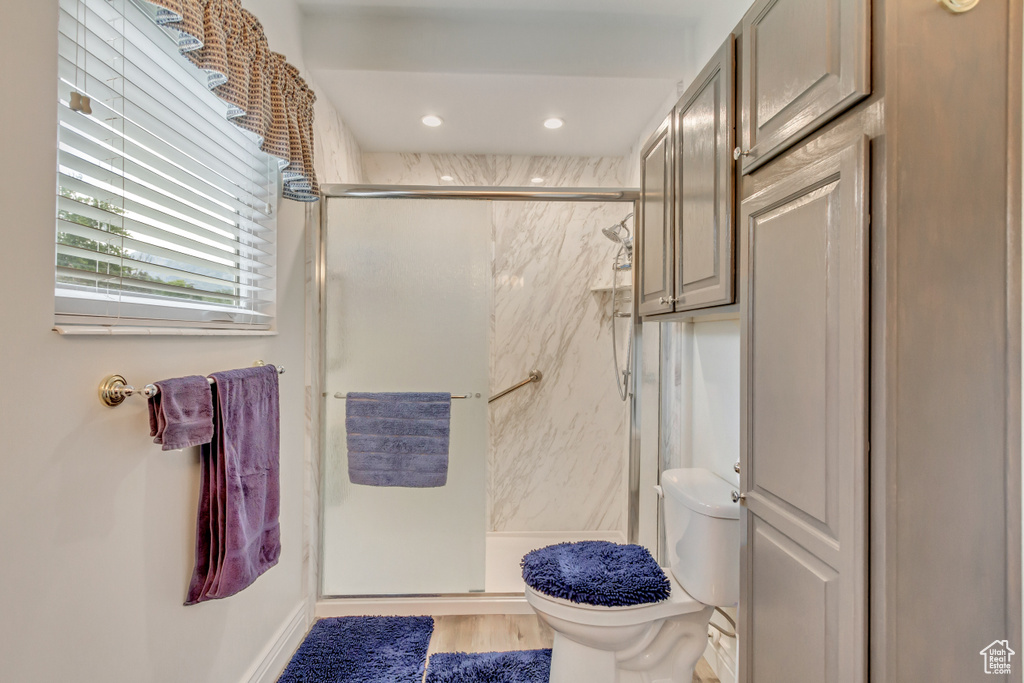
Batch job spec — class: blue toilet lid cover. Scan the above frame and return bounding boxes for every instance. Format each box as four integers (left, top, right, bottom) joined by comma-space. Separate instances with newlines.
520, 540, 670, 607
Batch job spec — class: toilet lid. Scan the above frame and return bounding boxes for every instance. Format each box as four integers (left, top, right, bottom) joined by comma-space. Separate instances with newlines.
520, 541, 670, 607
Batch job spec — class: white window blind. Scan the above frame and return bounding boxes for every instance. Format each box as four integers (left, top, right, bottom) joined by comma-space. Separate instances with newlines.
56, 0, 278, 330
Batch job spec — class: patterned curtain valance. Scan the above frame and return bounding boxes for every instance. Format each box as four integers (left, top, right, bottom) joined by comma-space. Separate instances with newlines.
142, 0, 319, 202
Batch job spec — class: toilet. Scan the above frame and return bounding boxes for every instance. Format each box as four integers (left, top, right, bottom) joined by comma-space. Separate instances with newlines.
523, 468, 739, 683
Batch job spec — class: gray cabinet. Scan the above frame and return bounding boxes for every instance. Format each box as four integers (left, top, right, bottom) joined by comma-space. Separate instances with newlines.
638, 36, 736, 318
737, 0, 869, 174
673, 36, 736, 312
637, 115, 674, 317
739, 136, 869, 682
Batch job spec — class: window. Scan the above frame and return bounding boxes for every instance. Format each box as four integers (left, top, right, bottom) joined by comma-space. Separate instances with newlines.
55, 0, 278, 331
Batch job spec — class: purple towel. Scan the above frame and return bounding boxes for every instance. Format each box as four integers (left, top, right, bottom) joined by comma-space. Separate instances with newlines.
147, 376, 214, 451
186, 365, 281, 605
345, 392, 451, 487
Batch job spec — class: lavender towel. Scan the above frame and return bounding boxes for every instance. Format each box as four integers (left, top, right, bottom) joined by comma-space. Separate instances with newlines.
147, 376, 214, 451
186, 365, 281, 605
346, 392, 451, 488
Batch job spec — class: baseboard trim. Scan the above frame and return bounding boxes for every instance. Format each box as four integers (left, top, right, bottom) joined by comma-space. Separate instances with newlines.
315, 594, 532, 618
241, 602, 310, 683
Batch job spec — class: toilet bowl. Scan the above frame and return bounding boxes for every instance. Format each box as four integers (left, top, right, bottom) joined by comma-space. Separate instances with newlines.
525, 573, 713, 683
523, 468, 739, 683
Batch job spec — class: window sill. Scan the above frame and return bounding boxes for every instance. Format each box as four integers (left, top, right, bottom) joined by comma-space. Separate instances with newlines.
53, 325, 278, 337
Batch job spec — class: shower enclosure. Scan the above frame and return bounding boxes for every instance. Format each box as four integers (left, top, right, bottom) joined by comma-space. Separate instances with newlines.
319, 186, 640, 597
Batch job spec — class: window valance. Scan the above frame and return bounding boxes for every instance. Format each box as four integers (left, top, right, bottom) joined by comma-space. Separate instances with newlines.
142, 0, 318, 202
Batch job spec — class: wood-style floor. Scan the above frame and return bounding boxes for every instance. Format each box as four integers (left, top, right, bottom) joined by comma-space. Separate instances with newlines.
426, 614, 721, 683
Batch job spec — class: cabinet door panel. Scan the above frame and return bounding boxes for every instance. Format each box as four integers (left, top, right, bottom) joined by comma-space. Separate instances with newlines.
750, 518, 839, 683
638, 116, 674, 316
739, 136, 868, 683
751, 187, 831, 530
674, 35, 735, 311
739, 0, 869, 174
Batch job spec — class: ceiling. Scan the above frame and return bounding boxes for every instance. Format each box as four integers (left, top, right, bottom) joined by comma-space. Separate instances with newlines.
298, 0, 751, 157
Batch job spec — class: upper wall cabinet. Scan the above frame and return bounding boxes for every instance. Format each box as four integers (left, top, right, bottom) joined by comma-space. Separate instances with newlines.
673, 35, 736, 312
637, 115, 674, 317
737, 0, 870, 174
638, 36, 735, 318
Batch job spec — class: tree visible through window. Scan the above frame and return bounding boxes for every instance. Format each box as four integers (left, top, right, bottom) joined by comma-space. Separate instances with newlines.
57, 187, 239, 307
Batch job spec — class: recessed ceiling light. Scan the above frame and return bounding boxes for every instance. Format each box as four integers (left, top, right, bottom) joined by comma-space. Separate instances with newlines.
543, 118, 564, 129
440, 175, 454, 182
421, 115, 443, 127
531, 177, 545, 184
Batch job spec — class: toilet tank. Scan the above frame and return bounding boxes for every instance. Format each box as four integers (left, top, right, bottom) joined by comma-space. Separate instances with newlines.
660, 468, 740, 606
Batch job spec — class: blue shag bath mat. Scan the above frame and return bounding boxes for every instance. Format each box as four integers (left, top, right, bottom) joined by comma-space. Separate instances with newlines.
277, 615, 434, 682
521, 540, 670, 607
425, 649, 552, 683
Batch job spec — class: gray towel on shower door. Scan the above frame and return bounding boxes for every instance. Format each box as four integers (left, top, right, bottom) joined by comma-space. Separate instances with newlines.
345, 392, 451, 487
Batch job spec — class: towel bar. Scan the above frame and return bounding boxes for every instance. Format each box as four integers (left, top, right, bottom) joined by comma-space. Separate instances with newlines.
333, 392, 473, 400
99, 362, 284, 407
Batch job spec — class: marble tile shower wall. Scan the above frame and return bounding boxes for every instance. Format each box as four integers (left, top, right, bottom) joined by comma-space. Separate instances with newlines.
362, 153, 632, 533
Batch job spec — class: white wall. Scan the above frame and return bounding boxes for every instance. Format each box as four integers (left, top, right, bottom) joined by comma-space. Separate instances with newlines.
625, 0, 753, 186
661, 320, 741, 485
0, 1, 359, 681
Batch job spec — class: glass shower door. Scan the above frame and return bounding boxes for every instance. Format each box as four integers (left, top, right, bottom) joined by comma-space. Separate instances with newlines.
322, 198, 491, 595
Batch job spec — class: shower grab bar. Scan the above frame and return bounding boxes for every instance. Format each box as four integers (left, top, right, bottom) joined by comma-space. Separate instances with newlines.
489, 370, 543, 404
333, 392, 471, 399
98, 362, 283, 407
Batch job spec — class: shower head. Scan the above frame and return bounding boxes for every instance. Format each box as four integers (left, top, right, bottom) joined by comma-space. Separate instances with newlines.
601, 225, 623, 242
601, 214, 634, 269
600, 213, 634, 246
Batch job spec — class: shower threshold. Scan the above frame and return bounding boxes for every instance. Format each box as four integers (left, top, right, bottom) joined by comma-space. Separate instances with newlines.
315, 530, 628, 618
484, 530, 628, 593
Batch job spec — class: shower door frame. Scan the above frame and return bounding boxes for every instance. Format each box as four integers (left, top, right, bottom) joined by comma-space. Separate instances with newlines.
315, 185, 642, 600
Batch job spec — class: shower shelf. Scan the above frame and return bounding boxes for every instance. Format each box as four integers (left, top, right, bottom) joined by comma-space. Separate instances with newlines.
590, 282, 633, 294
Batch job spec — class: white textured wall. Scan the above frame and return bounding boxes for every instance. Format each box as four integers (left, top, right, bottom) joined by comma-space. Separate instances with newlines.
0, 0, 360, 681
361, 153, 632, 533
660, 321, 741, 485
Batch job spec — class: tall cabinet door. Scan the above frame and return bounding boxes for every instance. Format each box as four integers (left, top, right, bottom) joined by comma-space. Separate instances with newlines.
673, 35, 735, 311
739, 137, 869, 683
637, 116, 674, 316
738, 0, 869, 174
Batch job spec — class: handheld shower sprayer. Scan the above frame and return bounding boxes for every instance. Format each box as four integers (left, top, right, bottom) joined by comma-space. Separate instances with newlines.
598, 212, 635, 401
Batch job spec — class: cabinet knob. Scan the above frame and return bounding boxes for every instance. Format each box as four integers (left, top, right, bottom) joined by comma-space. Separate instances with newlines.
659, 296, 669, 305
733, 147, 751, 161
734, 461, 741, 474
938, 0, 979, 12
731, 490, 746, 503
